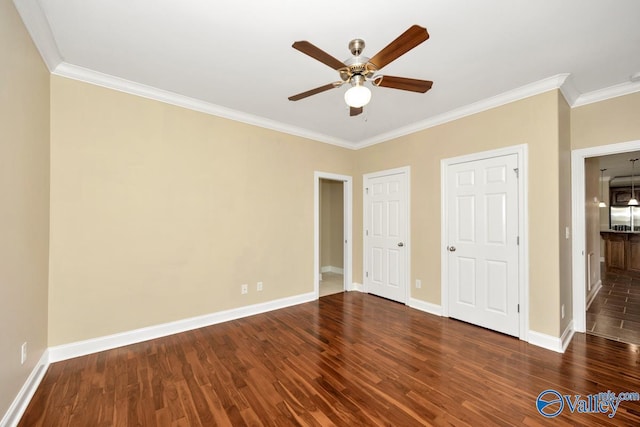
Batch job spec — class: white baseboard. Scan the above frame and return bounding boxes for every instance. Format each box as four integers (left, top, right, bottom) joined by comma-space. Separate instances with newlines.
561, 320, 576, 352
320, 265, 344, 274
586, 280, 602, 310
349, 282, 364, 292
49, 292, 315, 363
528, 330, 564, 353
408, 298, 443, 316
0, 350, 50, 427
528, 320, 575, 353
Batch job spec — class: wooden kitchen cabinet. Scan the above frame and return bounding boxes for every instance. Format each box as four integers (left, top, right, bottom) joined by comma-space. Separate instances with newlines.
610, 187, 640, 206
601, 231, 640, 273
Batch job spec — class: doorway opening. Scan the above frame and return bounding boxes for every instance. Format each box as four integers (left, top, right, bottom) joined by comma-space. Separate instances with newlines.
572, 140, 640, 345
314, 172, 352, 299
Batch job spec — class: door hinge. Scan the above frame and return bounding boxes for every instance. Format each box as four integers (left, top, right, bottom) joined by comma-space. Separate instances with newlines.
513, 168, 519, 178
366, 229, 369, 236
517, 304, 520, 313
366, 271, 369, 278
365, 187, 369, 195
517, 236, 520, 245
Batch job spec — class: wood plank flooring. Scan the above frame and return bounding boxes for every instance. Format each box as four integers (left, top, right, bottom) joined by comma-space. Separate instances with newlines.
19, 292, 640, 426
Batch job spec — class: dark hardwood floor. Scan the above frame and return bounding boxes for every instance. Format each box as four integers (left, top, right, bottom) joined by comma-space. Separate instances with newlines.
19, 292, 640, 426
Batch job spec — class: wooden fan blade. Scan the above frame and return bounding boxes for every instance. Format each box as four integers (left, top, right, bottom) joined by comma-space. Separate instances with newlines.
373, 75, 433, 93
292, 41, 346, 70
369, 25, 429, 70
350, 106, 363, 116
288, 83, 340, 101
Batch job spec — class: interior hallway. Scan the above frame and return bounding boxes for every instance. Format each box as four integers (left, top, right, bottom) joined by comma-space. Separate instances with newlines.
586, 263, 640, 345
319, 272, 344, 297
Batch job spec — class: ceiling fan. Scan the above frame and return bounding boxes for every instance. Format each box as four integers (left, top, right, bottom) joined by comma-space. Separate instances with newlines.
288, 25, 433, 117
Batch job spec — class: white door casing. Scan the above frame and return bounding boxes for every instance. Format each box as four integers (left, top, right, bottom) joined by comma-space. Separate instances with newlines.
364, 167, 409, 303
442, 145, 528, 340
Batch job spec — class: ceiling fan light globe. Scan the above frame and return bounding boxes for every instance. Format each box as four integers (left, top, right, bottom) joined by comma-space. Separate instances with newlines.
629, 198, 639, 206
344, 85, 371, 108
598, 201, 607, 208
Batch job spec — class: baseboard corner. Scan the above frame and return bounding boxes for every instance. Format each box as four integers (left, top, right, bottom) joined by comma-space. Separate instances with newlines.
408, 298, 443, 316
528, 332, 562, 352
349, 282, 364, 292
0, 349, 50, 427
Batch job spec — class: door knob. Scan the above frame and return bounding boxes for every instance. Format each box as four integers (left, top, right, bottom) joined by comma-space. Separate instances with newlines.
397, 242, 404, 247
448, 246, 456, 252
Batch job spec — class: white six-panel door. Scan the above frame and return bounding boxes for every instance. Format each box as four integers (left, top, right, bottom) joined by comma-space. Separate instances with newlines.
364, 169, 408, 303
447, 154, 519, 336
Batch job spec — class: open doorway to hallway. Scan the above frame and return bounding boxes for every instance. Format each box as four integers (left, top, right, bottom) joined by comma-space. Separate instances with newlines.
319, 178, 344, 297
581, 150, 640, 345
314, 172, 352, 299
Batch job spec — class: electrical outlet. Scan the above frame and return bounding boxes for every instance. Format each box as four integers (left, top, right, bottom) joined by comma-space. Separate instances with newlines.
415, 279, 422, 289
241, 284, 248, 294
257, 281, 263, 291
561, 304, 565, 319
21, 342, 27, 365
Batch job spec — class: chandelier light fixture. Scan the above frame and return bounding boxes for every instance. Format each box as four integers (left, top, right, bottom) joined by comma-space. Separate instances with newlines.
599, 168, 607, 208
629, 159, 639, 206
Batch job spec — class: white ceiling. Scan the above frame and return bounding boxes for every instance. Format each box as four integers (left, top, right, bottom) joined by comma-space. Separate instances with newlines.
14, 0, 640, 148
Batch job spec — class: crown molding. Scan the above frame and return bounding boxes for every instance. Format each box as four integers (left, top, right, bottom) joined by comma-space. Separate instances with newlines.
13, 0, 62, 71
52, 62, 356, 150
12, 0, 640, 149
354, 74, 571, 149
572, 80, 640, 108
559, 74, 581, 106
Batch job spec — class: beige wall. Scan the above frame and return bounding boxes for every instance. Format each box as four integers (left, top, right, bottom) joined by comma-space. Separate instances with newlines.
0, 0, 50, 418
353, 90, 563, 336
320, 179, 344, 269
48, 76, 354, 345
572, 92, 640, 150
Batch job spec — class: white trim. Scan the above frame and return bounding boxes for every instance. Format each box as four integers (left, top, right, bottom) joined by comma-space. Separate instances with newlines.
528, 331, 564, 353
356, 75, 570, 149
52, 63, 356, 149
314, 172, 353, 300
0, 350, 50, 427
12, 0, 62, 72
440, 144, 529, 341
571, 140, 640, 333
48, 292, 314, 363
350, 282, 364, 292
10, 0, 640, 151
528, 320, 575, 354
586, 280, 602, 310
320, 266, 344, 274
363, 166, 411, 304
561, 321, 576, 353
408, 298, 443, 317
573, 80, 640, 108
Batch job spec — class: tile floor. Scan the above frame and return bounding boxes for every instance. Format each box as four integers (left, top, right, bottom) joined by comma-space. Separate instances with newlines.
319, 272, 344, 297
586, 265, 640, 345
